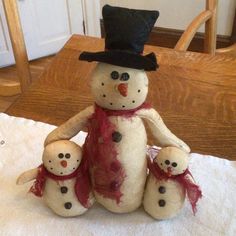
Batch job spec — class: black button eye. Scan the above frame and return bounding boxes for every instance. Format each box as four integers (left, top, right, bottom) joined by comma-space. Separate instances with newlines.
58, 153, 64, 159
172, 162, 177, 167
110, 71, 119, 80
120, 72, 130, 81
65, 153, 71, 159
165, 160, 170, 165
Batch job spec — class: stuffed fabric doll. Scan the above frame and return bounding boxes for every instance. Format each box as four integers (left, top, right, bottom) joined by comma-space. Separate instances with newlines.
144, 146, 202, 219
44, 5, 190, 214
17, 140, 94, 217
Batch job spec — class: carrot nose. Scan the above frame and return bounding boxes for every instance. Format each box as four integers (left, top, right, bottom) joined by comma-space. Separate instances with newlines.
117, 83, 128, 97
60, 160, 67, 168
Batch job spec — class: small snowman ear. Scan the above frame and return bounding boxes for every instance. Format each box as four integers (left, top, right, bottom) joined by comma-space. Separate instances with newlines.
145, 53, 159, 69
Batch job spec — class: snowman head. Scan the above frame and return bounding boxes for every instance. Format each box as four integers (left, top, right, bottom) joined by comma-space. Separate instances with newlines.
90, 63, 149, 110
154, 147, 189, 176
42, 140, 82, 176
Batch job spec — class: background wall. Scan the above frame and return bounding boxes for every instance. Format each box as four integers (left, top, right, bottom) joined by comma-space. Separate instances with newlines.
100, 0, 236, 36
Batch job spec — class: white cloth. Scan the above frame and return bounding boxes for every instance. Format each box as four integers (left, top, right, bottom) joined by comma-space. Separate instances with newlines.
0, 113, 235, 236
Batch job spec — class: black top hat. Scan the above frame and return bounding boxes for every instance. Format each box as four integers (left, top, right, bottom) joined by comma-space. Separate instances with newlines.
79, 5, 159, 71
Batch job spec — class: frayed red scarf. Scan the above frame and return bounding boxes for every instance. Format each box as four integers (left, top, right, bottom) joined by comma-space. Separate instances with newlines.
30, 161, 92, 208
147, 158, 202, 215
83, 102, 151, 204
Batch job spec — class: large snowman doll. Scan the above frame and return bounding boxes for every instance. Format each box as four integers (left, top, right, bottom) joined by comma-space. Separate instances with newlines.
45, 5, 190, 214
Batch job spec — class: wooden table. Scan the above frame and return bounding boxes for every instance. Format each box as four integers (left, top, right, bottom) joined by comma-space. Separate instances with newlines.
6, 35, 236, 160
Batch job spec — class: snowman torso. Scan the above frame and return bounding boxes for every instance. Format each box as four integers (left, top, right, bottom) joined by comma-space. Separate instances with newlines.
94, 114, 147, 212
88, 63, 149, 213
143, 173, 185, 219
43, 178, 88, 217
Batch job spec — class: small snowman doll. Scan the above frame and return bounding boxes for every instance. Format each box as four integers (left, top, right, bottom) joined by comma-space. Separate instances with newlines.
143, 146, 202, 220
44, 5, 190, 214
17, 140, 94, 217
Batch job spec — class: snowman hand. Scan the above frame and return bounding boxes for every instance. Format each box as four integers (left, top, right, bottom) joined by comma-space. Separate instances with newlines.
137, 108, 190, 153
16, 168, 38, 185
44, 106, 94, 146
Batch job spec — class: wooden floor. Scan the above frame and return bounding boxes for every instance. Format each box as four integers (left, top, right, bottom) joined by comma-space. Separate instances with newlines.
0, 56, 54, 112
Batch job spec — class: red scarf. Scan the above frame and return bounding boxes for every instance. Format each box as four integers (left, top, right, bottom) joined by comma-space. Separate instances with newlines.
147, 158, 202, 215
30, 160, 92, 208
83, 102, 151, 204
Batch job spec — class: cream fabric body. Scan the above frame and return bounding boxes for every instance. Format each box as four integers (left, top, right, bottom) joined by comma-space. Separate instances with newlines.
17, 168, 38, 185
1, 113, 236, 235
143, 147, 190, 219
43, 140, 82, 176
143, 174, 185, 220
90, 63, 149, 110
17, 140, 94, 217
94, 115, 147, 213
43, 178, 92, 217
44, 63, 190, 213
137, 108, 190, 153
44, 106, 94, 146
155, 147, 190, 175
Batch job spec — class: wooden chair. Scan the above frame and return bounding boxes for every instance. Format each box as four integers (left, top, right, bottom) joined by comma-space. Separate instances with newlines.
215, 43, 236, 57
175, 0, 217, 54
0, 0, 31, 96
216, 9, 236, 57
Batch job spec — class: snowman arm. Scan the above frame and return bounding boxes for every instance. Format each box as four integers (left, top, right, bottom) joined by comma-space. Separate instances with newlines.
44, 105, 94, 146
16, 168, 39, 185
136, 108, 190, 153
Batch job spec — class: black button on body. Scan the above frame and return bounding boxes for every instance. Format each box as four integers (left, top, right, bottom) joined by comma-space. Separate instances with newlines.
110, 181, 119, 191
158, 199, 166, 207
61, 186, 68, 194
64, 202, 72, 209
110, 162, 121, 172
112, 131, 122, 142
158, 186, 166, 194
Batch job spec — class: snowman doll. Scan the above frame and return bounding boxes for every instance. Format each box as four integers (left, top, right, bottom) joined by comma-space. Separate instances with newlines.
17, 140, 94, 217
44, 5, 190, 214
143, 146, 202, 220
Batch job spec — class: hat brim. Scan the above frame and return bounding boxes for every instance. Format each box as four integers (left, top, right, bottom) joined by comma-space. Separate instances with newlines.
79, 50, 158, 71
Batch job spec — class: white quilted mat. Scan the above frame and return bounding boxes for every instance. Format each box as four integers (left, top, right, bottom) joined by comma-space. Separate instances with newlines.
0, 113, 235, 236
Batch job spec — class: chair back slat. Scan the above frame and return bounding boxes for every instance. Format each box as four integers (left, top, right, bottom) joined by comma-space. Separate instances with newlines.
204, 0, 218, 54
175, 10, 212, 51
3, 0, 31, 93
